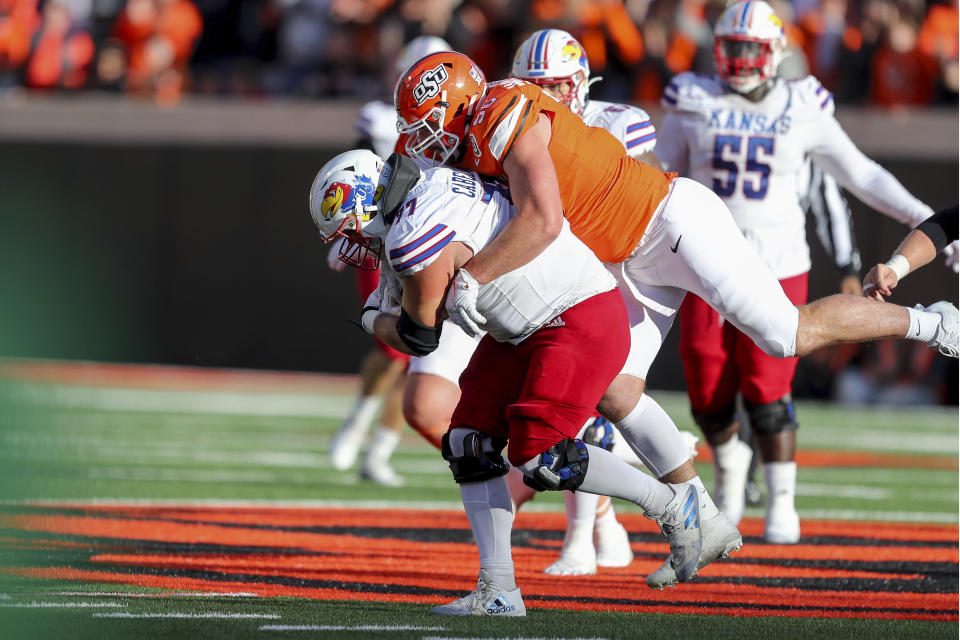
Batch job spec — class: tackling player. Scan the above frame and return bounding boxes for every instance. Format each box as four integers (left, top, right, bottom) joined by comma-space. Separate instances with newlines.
655, 0, 945, 545
508, 28, 671, 576
393, 49, 958, 587
309, 149, 705, 615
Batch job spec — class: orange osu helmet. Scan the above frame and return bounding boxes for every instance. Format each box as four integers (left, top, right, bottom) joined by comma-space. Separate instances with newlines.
394, 51, 486, 165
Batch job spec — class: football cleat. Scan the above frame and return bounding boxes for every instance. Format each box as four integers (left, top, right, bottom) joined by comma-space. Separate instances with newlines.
360, 462, 405, 487
594, 519, 634, 568
543, 525, 596, 575
329, 426, 365, 471
764, 504, 801, 544
921, 301, 959, 358
646, 510, 742, 590
653, 483, 702, 583
430, 570, 526, 616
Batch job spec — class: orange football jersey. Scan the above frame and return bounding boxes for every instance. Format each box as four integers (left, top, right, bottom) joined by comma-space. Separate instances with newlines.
455, 79, 674, 263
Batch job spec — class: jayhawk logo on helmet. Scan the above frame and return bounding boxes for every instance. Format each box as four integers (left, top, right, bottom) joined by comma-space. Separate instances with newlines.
561, 40, 586, 69
320, 182, 353, 220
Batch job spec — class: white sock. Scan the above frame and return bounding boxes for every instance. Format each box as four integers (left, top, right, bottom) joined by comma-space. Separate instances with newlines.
614, 394, 691, 478
905, 306, 940, 343
563, 491, 598, 546
461, 476, 515, 590
363, 426, 401, 466
714, 434, 744, 467
764, 461, 797, 512
340, 395, 382, 436
688, 475, 720, 520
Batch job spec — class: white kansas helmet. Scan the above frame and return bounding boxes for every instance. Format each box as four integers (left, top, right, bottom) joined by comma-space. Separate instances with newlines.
309, 149, 388, 269
714, 1, 786, 94
512, 29, 591, 116
395, 35, 452, 75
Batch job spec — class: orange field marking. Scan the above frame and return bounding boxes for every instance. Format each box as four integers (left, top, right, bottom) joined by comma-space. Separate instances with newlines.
1, 503, 956, 622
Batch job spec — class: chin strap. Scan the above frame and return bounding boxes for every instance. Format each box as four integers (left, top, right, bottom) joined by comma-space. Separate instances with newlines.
380, 153, 423, 224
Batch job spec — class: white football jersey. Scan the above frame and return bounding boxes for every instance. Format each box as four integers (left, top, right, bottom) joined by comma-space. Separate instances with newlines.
385, 167, 616, 344
355, 100, 399, 159
657, 73, 933, 278
583, 99, 657, 158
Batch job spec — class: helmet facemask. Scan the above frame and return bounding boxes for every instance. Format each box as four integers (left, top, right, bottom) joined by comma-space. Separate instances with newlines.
715, 36, 781, 94
397, 95, 463, 165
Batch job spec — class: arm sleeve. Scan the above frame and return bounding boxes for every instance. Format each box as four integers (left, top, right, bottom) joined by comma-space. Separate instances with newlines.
805, 162, 861, 275
653, 113, 689, 174
808, 116, 934, 228
917, 205, 959, 252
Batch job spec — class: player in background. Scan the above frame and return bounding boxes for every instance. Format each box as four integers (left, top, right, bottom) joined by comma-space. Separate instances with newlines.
655, 0, 941, 544
310, 149, 704, 616
509, 28, 682, 576
393, 49, 958, 587
326, 36, 452, 486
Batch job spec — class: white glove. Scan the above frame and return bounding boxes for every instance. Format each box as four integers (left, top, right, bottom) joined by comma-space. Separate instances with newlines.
360, 268, 403, 334
326, 237, 348, 272
444, 268, 486, 337
943, 240, 959, 274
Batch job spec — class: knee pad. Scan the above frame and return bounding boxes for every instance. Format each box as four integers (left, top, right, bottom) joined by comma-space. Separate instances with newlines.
441, 428, 509, 484
521, 438, 589, 492
581, 417, 615, 451
691, 399, 737, 436
744, 395, 797, 435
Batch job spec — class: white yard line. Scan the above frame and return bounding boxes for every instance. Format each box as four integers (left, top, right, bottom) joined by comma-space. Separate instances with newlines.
260, 625, 446, 632
94, 612, 281, 619
0, 602, 127, 608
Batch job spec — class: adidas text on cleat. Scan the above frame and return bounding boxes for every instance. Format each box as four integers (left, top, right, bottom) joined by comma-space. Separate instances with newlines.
430, 570, 526, 616
646, 510, 742, 590
923, 301, 959, 358
654, 483, 702, 583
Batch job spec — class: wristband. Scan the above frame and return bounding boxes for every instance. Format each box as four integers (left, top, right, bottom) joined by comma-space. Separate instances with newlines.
360, 306, 379, 335
884, 254, 911, 281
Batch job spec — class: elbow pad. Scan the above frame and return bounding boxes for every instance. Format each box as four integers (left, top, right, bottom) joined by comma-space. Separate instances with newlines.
397, 308, 442, 356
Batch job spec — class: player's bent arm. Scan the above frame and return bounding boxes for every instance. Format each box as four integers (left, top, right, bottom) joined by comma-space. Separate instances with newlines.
862, 207, 957, 299
809, 117, 932, 227
374, 242, 474, 355
460, 114, 563, 285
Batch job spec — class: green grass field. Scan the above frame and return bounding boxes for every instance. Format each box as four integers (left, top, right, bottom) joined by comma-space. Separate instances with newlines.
0, 360, 957, 639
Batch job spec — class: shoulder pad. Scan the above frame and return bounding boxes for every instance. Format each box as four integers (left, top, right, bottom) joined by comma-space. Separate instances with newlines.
588, 101, 656, 154
386, 173, 458, 276
662, 73, 723, 113
788, 75, 835, 118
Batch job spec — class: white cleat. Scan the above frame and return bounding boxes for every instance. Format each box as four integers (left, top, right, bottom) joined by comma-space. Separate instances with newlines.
360, 462, 405, 487
653, 483, 702, 583
543, 549, 596, 576
714, 438, 753, 526
328, 427, 365, 471
544, 525, 596, 575
594, 520, 634, 568
646, 510, 742, 590
430, 570, 526, 616
764, 505, 801, 544
922, 301, 959, 358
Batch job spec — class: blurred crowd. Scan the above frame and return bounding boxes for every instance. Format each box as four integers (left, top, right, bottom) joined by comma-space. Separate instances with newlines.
0, 0, 957, 106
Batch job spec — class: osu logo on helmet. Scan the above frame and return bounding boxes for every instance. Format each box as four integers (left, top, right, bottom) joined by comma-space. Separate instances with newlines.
321, 182, 352, 220
412, 64, 449, 106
